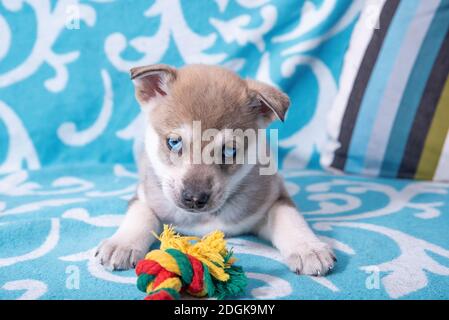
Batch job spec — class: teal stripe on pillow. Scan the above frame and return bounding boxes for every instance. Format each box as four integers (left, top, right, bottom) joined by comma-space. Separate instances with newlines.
380, 0, 449, 177
398, 28, 449, 179
362, 0, 441, 176
344, 0, 420, 174
322, 0, 449, 182
330, 0, 400, 170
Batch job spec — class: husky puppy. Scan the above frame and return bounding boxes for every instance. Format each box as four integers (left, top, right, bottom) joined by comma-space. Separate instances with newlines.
96, 64, 335, 276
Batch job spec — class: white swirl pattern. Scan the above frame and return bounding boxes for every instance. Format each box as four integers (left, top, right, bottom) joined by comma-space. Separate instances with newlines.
1, 0, 449, 300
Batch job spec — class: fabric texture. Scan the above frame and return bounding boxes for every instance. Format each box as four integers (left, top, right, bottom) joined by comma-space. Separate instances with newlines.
0, 0, 360, 172
321, 0, 449, 182
2, 164, 449, 300
1, 0, 449, 300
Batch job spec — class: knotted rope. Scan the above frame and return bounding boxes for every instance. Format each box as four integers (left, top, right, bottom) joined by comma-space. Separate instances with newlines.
135, 225, 247, 300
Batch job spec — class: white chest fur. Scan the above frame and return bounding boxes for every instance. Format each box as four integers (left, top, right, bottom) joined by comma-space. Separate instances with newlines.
158, 203, 265, 237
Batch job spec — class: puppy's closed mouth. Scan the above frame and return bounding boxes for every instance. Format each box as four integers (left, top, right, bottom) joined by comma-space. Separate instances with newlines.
167, 179, 227, 215
174, 201, 224, 215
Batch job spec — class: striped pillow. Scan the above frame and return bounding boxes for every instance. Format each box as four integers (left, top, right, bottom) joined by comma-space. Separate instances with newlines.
321, 0, 449, 181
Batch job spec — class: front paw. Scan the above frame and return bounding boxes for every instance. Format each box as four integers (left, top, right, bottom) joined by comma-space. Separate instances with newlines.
95, 237, 146, 271
286, 241, 336, 276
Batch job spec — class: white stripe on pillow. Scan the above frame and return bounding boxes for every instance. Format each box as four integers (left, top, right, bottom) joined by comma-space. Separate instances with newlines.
321, 0, 386, 168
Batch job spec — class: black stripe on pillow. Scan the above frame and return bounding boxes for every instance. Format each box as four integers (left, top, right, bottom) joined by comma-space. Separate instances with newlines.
331, 0, 401, 170
397, 27, 449, 179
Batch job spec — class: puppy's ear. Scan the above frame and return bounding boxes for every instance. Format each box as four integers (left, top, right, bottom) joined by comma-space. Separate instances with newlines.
246, 79, 290, 123
130, 64, 177, 108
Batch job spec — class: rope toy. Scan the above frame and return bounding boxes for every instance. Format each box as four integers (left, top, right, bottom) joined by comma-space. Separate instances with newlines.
135, 225, 247, 300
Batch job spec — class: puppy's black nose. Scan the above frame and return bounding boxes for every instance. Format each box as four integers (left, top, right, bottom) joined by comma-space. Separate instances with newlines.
181, 190, 211, 209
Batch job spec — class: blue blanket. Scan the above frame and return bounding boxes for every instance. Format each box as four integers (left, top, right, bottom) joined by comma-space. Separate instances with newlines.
1, 0, 449, 300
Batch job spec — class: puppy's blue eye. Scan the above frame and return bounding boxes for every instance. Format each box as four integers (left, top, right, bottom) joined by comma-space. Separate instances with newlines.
167, 137, 182, 152
223, 146, 237, 158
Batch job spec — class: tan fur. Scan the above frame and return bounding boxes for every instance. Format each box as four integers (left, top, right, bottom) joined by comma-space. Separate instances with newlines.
95, 64, 335, 276
149, 65, 260, 133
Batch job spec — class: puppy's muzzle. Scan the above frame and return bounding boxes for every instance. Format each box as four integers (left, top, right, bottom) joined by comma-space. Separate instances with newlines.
181, 189, 211, 209
179, 169, 215, 211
